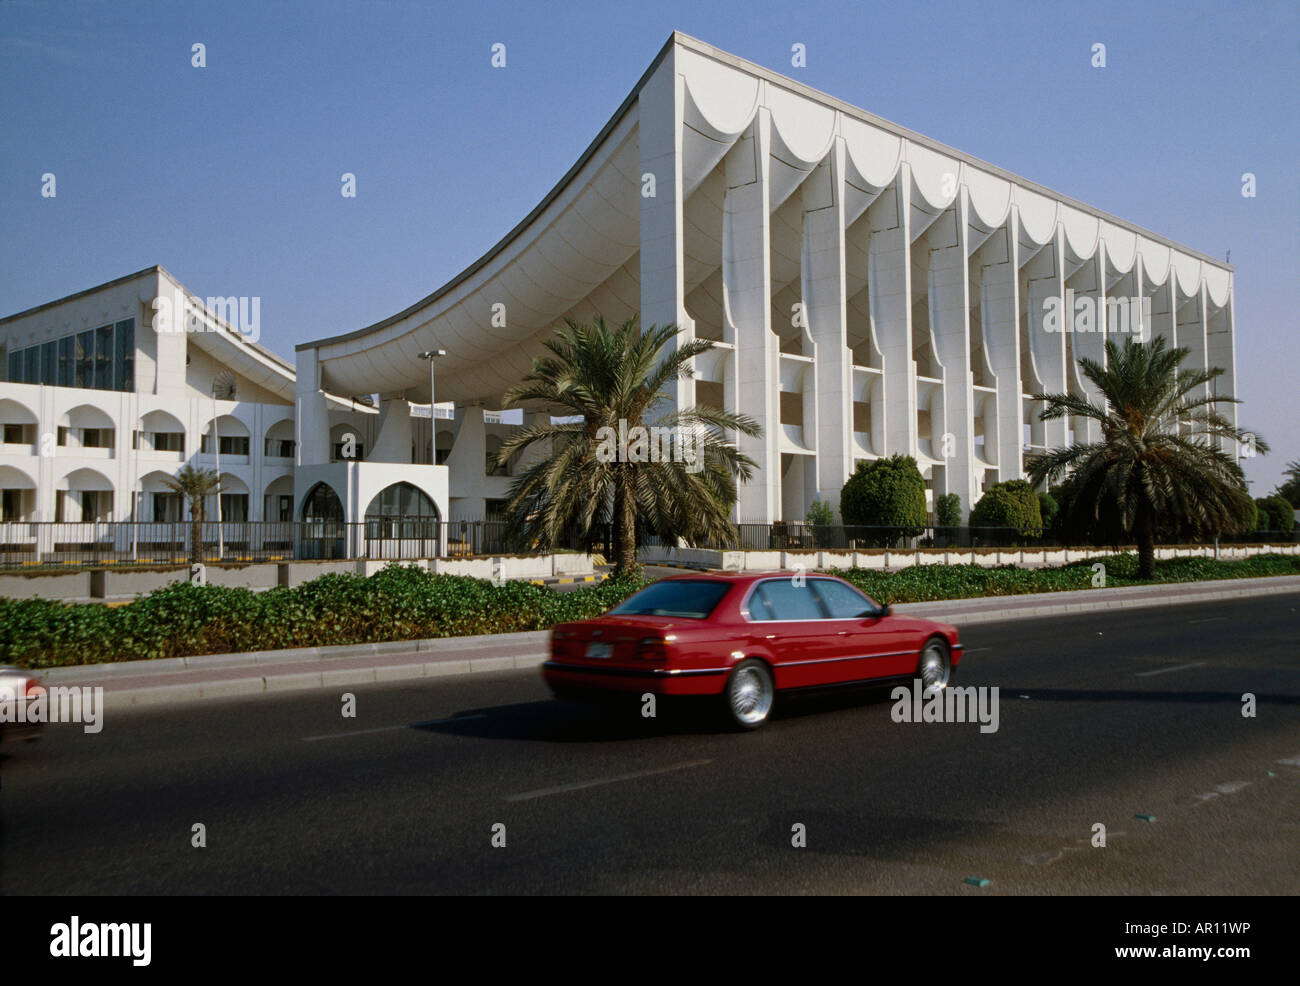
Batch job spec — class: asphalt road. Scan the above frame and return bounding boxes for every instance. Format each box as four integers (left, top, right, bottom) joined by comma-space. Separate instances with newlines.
2, 592, 1297, 895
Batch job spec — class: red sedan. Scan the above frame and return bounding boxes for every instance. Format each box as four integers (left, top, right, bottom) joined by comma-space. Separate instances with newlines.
543, 572, 962, 730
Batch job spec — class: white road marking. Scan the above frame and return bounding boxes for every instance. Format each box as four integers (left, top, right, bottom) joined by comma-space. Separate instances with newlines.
1187, 617, 1227, 624
302, 713, 487, 742
1136, 662, 1206, 677
1276, 755, 1300, 767
504, 759, 712, 802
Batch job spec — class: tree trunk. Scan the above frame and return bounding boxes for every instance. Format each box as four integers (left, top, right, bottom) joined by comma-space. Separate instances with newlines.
613, 469, 637, 577
1136, 501, 1156, 579
190, 499, 204, 573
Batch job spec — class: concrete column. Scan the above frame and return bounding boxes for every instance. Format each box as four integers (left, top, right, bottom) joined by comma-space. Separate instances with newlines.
930, 188, 972, 507
979, 221, 1021, 490
368, 397, 414, 463
870, 174, 915, 458
725, 110, 778, 522
638, 47, 691, 410
1024, 225, 1068, 452
447, 403, 486, 499
802, 140, 850, 513
294, 349, 330, 466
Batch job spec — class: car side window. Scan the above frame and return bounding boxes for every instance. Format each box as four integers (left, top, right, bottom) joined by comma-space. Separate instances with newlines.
750, 578, 827, 621
811, 579, 881, 619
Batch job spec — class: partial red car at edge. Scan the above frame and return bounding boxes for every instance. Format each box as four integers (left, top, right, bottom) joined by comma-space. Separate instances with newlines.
543, 572, 963, 730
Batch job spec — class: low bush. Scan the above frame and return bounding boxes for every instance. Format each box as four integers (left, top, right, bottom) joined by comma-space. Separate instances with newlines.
1, 565, 647, 670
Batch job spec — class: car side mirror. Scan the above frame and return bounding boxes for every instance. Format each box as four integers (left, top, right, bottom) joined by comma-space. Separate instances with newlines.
878, 605, 891, 618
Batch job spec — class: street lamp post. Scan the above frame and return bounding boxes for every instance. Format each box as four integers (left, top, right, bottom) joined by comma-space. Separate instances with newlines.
418, 349, 447, 465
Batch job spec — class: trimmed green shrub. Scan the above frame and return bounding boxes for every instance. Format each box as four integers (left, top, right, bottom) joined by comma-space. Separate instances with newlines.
0, 564, 648, 670
935, 492, 961, 528
805, 500, 835, 527
840, 455, 926, 545
1255, 495, 1296, 534
1037, 491, 1059, 531
969, 480, 1043, 536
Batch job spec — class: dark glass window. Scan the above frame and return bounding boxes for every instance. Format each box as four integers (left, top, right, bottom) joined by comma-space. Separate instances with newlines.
94, 324, 113, 389
114, 319, 134, 391
58, 336, 74, 386
609, 580, 732, 620
811, 579, 882, 619
22, 347, 38, 383
302, 483, 344, 522
219, 493, 249, 523
7, 351, 19, 383
40, 341, 57, 385
748, 578, 827, 621
75, 331, 93, 387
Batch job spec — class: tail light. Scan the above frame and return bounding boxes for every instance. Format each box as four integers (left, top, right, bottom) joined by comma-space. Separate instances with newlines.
638, 635, 676, 661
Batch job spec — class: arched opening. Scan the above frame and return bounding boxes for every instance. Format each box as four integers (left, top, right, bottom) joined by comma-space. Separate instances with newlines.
363, 482, 441, 559
301, 482, 343, 522
299, 482, 345, 560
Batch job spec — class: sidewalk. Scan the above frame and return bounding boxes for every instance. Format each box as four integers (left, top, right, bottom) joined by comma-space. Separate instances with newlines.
38, 574, 1300, 711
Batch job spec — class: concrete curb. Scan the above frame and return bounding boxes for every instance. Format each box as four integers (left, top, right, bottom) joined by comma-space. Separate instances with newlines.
36, 574, 1300, 711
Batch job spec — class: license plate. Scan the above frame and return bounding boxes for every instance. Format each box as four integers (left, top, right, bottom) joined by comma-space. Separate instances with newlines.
585, 642, 613, 659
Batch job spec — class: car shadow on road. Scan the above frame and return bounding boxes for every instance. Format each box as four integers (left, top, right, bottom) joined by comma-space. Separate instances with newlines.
412, 683, 907, 743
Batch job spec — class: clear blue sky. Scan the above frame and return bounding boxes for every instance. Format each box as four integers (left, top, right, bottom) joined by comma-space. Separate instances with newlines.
2, 0, 1296, 492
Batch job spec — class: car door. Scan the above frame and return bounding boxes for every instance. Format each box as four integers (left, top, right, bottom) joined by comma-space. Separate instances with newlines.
743, 577, 836, 689
810, 578, 914, 682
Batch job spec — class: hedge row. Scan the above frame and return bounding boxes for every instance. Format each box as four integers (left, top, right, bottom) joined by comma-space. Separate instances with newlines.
2, 554, 1296, 670
0, 565, 646, 670
837, 552, 1300, 604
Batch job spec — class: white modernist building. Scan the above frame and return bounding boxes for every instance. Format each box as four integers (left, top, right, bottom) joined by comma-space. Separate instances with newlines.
3, 33, 1237, 547
295, 32, 1237, 525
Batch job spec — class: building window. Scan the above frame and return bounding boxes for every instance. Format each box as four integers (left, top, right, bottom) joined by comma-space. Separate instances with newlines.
219, 493, 249, 523
58, 335, 74, 386
81, 428, 114, 450
2, 489, 25, 521
2, 424, 33, 445
6, 319, 135, 392
75, 331, 93, 387
364, 482, 439, 539
302, 483, 344, 522
265, 438, 296, 458
151, 492, 183, 523
201, 434, 250, 456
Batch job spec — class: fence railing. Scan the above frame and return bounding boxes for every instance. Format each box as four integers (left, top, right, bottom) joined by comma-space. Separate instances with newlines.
0, 519, 1292, 570
0, 520, 609, 570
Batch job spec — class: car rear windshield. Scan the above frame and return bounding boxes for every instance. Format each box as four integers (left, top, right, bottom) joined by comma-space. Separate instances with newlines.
608, 580, 732, 619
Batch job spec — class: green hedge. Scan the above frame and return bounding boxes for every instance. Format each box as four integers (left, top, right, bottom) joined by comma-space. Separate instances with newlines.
4, 554, 1297, 670
969, 479, 1043, 535
836, 552, 1300, 604
1, 565, 646, 670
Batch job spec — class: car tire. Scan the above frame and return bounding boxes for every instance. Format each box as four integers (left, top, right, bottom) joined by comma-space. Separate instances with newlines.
723, 659, 775, 731
917, 637, 952, 696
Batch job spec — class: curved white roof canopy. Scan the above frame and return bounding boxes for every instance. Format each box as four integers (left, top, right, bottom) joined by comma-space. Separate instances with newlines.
297, 32, 1232, 408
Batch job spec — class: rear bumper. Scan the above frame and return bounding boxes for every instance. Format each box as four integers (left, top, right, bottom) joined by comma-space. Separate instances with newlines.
542, 660, 728, 697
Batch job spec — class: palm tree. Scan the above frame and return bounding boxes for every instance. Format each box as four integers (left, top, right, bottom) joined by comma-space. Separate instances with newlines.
1276, 459, 1300, 509
1026, 336, 1265, 579
496, 315, 761, 576
163, 464, 220, 568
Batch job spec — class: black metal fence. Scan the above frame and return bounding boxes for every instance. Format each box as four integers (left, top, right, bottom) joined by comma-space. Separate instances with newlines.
0, 520, 607, 570
0, 519, 1292, 570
